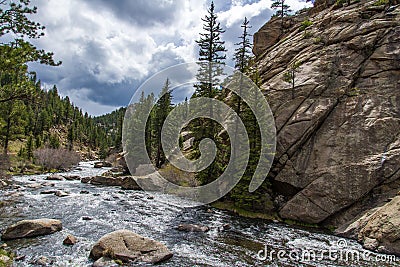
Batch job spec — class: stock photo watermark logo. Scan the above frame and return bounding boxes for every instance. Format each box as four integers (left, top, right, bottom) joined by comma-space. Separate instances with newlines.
257, 239, 398, 264
121, 62, 276, 207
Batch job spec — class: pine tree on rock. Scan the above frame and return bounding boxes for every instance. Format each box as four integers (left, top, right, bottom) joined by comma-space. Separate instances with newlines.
271, 0, 291, 34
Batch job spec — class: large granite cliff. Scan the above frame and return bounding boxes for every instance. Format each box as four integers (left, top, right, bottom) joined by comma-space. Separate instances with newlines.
253, 0, 400, 254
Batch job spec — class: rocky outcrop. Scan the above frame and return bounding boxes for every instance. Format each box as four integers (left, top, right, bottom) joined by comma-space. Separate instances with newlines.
337, 196, 400, 255
251, 0, 400, 256
253, 0, 400, 240
1, 219, 62, 240
89, 230, 173, 264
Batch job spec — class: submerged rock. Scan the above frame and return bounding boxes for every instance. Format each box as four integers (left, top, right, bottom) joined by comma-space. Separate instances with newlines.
1, 219, 62, 240
89, 230, 173, 264
177, 224, 210, 232
33, 256, 53, 266
54, 191, 69, 197
92, 257, 120, 267
45, 175, 64, 181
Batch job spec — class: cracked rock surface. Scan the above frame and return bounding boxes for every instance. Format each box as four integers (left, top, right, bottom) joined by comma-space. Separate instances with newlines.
253, 0, 400, 234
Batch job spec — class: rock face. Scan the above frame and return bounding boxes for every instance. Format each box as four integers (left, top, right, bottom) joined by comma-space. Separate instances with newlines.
253, 0, 400, 229
338, 196, 400, 256
1, 219, 62, 240
89, 230, 173, 264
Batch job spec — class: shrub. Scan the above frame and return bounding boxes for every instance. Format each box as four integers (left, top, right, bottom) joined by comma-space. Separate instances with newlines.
373, 0, 388, 5
34, 148, 80, 170
158, 164, 197, 187
300, 19, 313, 31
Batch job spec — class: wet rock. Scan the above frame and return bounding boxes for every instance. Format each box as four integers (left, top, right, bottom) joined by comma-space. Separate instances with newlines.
80, 190, 90, 194
94, 161, 112, 168
64, 175, 80, 181
82, 216, 93, 221
63, 234, 78, 245
89, 230, 173, 264
147, 195, 154, 200
90, 176, 123, 186
55, 191, 69, 197
177, 224, 210, 233
75, 167, 83, 171
40, 190, 57, 195
45, 174, 64, 181
81, 177, 92, 183
222, 223, 231, 231
121, 176, 141, 190
0, 180, 8, 188
33, 256, 53, 266
92, 257, 120, 267
1, 219, 62, 240
27, 183, 42, 189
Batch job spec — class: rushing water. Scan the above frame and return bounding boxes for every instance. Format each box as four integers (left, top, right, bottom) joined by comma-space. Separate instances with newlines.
0, 162, 398, 267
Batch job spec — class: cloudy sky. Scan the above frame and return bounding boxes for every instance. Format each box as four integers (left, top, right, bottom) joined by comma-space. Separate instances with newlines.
28, 0, 312, 116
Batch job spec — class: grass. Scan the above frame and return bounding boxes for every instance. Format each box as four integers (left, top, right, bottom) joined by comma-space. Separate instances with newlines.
373, 0, 388, 5
211, 201, 280, 221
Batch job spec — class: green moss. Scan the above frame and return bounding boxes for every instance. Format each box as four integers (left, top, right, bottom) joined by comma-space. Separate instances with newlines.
347, 87, 361, 96
300, 19, 313, 31
373, 0, 388, 5
114, 259, 123, 265
0, 249, 14, 267
211, 201, 280, 221
283, 219, 319, 229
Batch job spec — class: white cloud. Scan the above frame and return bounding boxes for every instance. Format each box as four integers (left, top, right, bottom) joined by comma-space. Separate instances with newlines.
27, 0, 311, 115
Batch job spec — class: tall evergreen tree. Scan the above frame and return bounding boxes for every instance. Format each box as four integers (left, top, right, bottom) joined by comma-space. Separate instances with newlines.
192, 1, 227, 185
271, 0, 291, 34
154, 79, 173, 168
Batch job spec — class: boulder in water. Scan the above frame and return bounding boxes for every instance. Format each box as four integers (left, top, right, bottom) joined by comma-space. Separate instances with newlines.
89, 230, 173, 264
63, 234, 78, 246
90, 176, 123, 186
177, 224, 209, 232
55, 191, 69, 197
1, 219, 62, 240
94, 161, 112, 168
45, 175, 64, 181
81, 177, 92, 183
121, 176, 141, 190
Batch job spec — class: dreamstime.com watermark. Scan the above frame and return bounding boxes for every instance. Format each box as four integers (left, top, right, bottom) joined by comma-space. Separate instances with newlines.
256, 239, 398, 264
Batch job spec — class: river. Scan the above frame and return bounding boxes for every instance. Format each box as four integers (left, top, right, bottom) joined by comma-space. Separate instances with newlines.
0, 162, 398, 266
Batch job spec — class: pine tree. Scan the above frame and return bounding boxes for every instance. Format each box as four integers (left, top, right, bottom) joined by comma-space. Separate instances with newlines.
192, 1, 226, 185
271, 0, 291, 34
154, 79, 173, 168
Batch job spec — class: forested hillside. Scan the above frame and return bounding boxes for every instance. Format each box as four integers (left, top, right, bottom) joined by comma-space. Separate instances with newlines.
0, 0, 113, 174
